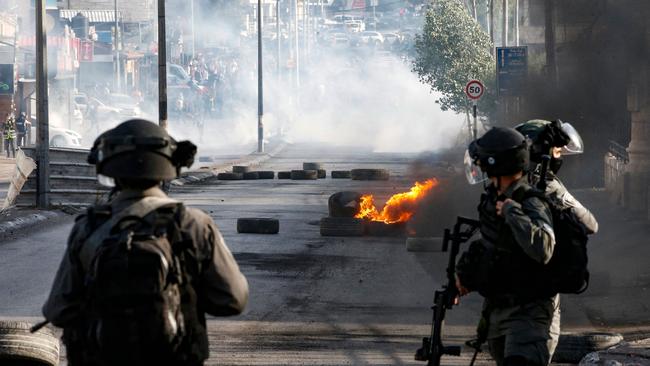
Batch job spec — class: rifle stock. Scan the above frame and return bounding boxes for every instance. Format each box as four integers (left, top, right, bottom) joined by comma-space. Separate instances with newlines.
415, 216, 480, 366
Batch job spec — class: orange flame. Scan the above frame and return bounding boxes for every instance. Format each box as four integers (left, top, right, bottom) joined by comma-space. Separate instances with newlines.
355, 179, 438, 224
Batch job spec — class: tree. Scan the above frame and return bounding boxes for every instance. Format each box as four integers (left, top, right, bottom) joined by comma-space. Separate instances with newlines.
413, 0, 495, 115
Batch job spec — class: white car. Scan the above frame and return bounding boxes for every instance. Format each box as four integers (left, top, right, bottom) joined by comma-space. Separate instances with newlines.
360, 31, 384, 45
28, 122, 83, 148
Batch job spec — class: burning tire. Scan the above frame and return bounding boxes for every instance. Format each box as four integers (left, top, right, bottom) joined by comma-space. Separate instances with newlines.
406, 237, 445, 252
328, 191, 362, 218
243, 172, 260, 180
351, 169, 390, 181
0, 321, 60, 366
331, 170, 351, 179
257, 171, 275, 179
232, 166, 250, 174
320, 217, 365, 237
365, 221, 406, 237
317, 169, 327, 179
278, 171, 291, 179
552, 332, 624, 364
237, 218, 280, 234
217, 172, 244, 180
303, 162, 322, 170
291, 170, 318, 180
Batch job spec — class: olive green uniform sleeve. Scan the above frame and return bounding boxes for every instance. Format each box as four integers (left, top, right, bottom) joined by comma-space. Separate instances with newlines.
185, 208, 249, 316
546, 178, 599, 234
42, 221, 87, 327
201, 224, 249, 315
501, 197, 556, 265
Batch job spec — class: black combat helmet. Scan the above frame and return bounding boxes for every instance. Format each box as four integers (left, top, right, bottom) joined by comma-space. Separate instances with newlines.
88, 119, 197, 181
468, 127, 530, 178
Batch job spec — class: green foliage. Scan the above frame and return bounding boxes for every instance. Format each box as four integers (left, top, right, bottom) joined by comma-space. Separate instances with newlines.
413, 0, 495, 114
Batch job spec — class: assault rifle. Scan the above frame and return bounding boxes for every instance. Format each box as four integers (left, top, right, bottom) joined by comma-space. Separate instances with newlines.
415, 216, 480, 366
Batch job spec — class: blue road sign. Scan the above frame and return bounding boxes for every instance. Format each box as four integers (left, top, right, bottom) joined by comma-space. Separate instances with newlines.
496, 46, 528, 96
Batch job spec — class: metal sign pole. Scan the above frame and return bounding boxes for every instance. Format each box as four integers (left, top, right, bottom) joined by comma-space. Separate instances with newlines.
158, 0, 168, 129
472, 102, 478, 140
36, 0, 50, 209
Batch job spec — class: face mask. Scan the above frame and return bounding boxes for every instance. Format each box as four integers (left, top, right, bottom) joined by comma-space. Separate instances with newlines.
550, 157, 563, 174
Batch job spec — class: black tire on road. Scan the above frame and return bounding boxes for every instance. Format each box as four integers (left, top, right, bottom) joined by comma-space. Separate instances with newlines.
303, 162, 322, 170
320, 217, 365, 237
331, 170, 351, 179
243, 172, 260, 180
232, 166, 250, 174
217, 172, 244, 180
257, 171, 275, 179
328, 191, 362, 218
0, 321, 60, 366
291, 170, 318, 180
365, 221, 406, 237
552, 332, 624, 364
278, 171, 291, 179
237, 218, 280, 234
351, 168, 390, 181
406, 237, 444, 252
317, 169, 327, 179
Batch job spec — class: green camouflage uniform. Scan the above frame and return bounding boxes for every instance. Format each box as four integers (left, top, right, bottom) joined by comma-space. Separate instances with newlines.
480, 177, 557, 366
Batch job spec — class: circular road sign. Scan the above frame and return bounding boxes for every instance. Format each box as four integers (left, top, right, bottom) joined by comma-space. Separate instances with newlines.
465, 80, 485, 100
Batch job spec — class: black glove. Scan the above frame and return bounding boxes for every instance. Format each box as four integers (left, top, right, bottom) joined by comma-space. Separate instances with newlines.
540, 120, 571, 149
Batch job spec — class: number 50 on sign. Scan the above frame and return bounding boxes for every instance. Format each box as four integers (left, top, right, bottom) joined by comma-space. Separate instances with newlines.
465, 80, 484, 100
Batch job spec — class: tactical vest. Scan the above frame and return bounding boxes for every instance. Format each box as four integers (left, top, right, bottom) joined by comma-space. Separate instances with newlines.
476, 188, 547, 302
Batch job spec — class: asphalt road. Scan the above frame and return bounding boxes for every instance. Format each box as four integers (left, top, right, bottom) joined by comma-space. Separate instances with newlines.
0, 143, 648, 365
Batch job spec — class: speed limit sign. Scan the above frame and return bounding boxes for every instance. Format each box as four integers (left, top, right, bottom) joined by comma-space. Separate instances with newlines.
465, 80, 485, 100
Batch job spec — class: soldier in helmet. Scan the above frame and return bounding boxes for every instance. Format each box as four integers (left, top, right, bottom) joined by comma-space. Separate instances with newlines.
458, 127, 557, 366
514, 119, 598, 363
515, 119, 598, 234
43, 119, 249, 366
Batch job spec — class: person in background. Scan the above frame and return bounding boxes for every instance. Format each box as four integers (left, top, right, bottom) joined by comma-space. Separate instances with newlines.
15, 112, 27, 147
4, 114, 16, 158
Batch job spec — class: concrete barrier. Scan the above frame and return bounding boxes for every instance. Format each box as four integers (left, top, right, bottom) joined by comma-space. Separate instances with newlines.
18, 147, 109, 207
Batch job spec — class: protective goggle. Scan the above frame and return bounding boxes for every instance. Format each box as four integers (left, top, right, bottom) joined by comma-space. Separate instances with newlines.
558, 122, 583, 155
464, 149, 487, 185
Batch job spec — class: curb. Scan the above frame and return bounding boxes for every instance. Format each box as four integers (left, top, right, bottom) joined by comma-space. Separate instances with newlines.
0, 210, 65, 237
171, 141, 288, 186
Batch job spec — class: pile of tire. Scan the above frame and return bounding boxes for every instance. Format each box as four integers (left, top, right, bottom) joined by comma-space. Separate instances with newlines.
0, 321, 60, 366
350, 169, 390, 181
218, 166, 275, 181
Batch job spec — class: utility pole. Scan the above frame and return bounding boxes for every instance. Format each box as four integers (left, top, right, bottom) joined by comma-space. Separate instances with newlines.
257, 0, 265, 153
158, 0, 168, 128
293, 0, 300, 88
36, 0, 50, 208
502, 0, 508, 47
544, 0, 557, 87
471, 0, 477, 20
277, 0, 281, 81
190, 0, 196, 57
515, 0, 519, 46
489, 0, 494, 44
114, 0, 121, 92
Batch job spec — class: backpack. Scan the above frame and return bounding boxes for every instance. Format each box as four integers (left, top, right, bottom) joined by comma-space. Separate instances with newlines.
513, 187, 590, 296
79, 197, 188, 365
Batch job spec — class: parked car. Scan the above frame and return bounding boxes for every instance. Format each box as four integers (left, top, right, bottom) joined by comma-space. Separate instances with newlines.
359, 31, 384, 45
106, 94, 142, 118
28, 119, 83, 148
382, 32, 403, 44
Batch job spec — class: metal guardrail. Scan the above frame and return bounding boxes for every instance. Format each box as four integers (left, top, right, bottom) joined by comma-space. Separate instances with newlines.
608, 140, 629, 163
